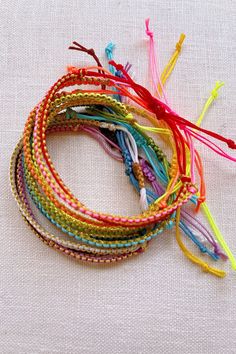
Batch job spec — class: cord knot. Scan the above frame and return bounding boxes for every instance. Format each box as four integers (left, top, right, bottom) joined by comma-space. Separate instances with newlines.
181, 175, 192, 183
199, 245, 207, 253
145, 170, 156, 182
198, 196, 206, 204
211, 89, 218, 100
145, 18, 154, 38
149, 98, 166, 119
87, 48, 95, 56
213, 245, 228, 261
176, 43, 181, 52
227, 139, 236, 149
116, 64, 124, 71
146, 29, 153, 38
212, 81, 225, 100
158, 200, 167, 209
176, 33, 186, 52
105, 42, 115, 56
109, 60, 124, 72
202, 263, 210, 273
67, 65, 78, 73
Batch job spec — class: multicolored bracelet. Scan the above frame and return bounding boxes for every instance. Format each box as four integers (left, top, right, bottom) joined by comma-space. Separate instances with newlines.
10, 20, 236, 277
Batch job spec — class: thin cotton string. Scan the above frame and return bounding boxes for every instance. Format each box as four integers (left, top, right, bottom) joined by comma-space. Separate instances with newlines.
105, 42, 116, 75
196, 81, 225, 127
157, 33, 186, 97
9, 25, 236, 275
145, 18, 168, 104
155, 44, 235, 269
193, 82, 236, 269
175, 208, 226, 278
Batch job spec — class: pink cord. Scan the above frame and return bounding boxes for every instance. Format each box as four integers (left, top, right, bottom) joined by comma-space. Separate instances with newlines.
145, 18, 168, 104
184, 128, 196, 183
81, 126, 123, 161
185, 127, 236, 162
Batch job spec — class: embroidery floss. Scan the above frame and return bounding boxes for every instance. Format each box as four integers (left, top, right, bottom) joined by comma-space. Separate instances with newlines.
10, 21, 236, 277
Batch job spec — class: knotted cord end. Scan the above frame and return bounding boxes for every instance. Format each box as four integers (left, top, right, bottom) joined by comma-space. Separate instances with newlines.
145, 18, 153, 38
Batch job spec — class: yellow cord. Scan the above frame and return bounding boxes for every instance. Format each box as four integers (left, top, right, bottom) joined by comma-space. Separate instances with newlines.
156, 33, 186, 97
196, 81, 225, 127
185, 82, 224, 177
134, 122, 171, 135
175, 208, 226, 277
158, 43, 235, 272
194, 82, 236, 271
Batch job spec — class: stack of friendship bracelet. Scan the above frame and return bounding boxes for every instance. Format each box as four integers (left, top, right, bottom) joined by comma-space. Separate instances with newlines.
10, 20, 236, 277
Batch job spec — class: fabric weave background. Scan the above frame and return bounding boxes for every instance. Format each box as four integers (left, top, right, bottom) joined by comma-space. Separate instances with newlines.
0, 0, 236, 353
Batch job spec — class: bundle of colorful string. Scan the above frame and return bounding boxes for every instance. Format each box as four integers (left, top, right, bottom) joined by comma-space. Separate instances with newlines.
10, 20, 236, 277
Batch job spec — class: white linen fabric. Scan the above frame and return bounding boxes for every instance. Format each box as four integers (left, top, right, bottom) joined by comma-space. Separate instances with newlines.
0, 0, 236, 353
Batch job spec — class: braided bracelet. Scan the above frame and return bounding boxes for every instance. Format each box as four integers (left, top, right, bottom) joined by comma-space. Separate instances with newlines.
10, 22, 236, 277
